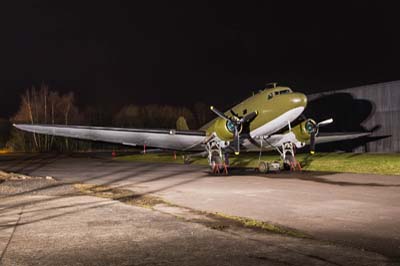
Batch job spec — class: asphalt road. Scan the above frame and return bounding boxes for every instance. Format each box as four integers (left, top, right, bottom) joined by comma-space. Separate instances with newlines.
1, 153, 400, 264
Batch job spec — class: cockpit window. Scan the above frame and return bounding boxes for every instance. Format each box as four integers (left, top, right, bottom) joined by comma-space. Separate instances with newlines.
279, 89, 291, 95
268, 88, 292, 99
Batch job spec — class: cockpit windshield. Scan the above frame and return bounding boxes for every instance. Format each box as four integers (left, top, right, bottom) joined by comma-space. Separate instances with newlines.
278, 89, 291, 95
266, 87, 292, 100
273, 89, 291, 96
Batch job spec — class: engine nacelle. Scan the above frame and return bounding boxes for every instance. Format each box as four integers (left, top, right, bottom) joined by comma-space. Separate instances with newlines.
291, 119, 317, 143
207, 118, 242, 141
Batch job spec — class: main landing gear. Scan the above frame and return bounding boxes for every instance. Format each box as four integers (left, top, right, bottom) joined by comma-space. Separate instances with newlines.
201, 135, 302, 175
276, 142, 302, 171
204, 134, 229, 175
257, 138, 301, 173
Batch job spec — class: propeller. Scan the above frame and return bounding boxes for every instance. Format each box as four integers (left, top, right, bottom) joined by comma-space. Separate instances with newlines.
210, 106, 258, 155
317, 118, 333, 127
309, 118, 334, 154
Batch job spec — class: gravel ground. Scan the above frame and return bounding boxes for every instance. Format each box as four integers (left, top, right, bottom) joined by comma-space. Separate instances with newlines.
0, 179, 76, 196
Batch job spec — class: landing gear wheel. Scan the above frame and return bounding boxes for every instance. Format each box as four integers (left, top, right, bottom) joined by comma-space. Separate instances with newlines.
283, 154, 301, 171
283, 163, 290, 171
210, 152, 223, 170
283, 154, 294, 170
183, 155, 191, 165
204, 136, 229, 175
258, 161, 269, 173
210, 152, 229, 175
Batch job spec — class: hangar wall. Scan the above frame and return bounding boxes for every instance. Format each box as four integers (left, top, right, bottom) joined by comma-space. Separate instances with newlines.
308, 81, 400, 153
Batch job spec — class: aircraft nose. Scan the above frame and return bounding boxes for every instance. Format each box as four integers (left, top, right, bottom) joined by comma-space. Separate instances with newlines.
290, 93, 307, 108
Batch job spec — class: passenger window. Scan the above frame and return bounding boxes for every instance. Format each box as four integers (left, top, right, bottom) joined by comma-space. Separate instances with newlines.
279, 89, 290, 95
267, 93, 273, 100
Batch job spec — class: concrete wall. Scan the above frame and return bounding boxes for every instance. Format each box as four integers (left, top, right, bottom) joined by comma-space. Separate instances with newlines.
308, 81, 400, 153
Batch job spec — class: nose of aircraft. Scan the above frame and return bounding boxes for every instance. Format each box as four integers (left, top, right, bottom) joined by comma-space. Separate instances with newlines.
289, 93, 307, 109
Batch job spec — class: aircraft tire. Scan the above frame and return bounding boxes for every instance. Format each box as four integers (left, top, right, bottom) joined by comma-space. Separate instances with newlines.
183, 155, 191, 165
258, 161, 269, 173
210, 152, 224, 172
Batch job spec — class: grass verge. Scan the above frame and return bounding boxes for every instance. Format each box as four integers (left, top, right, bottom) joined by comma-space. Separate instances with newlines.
210, 212, 309, 238
74, 184, 166, 209
116, 152, 400, 175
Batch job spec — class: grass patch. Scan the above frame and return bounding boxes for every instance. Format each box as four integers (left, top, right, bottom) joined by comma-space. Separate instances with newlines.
115, 152, 400, 175
74, 184, 167, 209
297, 153, 400, 176
212, 212, 309, 238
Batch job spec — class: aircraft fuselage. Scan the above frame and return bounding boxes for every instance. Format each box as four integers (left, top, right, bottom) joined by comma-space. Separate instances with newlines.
204, 86, 307, 141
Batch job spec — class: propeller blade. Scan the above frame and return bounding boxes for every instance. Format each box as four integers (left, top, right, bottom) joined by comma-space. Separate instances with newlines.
233, 126, 240, 155
317, 118, 333, 127
240, 111, 258, 124
310, 132, 316, 155
210, 106, 229, 120
230, 110, 240, 118
304, 117, 332, 155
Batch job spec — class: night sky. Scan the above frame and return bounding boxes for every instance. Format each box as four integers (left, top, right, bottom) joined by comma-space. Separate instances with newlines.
1, 1, 399, 118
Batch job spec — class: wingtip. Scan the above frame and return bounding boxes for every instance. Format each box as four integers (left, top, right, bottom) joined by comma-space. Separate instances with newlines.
234, 151, 240, 156
310, 151, 315, 155
210, 106, 214, 110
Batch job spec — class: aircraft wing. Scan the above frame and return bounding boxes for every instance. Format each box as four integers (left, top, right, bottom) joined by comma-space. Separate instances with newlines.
314, 132, 371, 144
13, 124, 206, 151
242, 131, 371, 151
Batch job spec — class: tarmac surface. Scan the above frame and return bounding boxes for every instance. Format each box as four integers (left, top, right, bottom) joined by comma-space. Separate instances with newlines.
1, 153, 400, 265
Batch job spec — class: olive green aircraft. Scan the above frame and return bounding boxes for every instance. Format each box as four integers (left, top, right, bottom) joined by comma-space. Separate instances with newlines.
14, 84, 369, 170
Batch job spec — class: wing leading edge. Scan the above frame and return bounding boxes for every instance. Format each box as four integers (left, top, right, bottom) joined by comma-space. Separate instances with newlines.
314, 132, 371, 144
242, 131, 371, 151
13, 124, 206, 151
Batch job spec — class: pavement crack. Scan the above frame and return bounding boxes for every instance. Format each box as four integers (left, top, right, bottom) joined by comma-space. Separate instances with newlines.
0, 206, 24, 264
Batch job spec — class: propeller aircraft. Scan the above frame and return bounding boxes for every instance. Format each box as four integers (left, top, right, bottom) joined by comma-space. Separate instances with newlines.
14, 83, 369, 172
